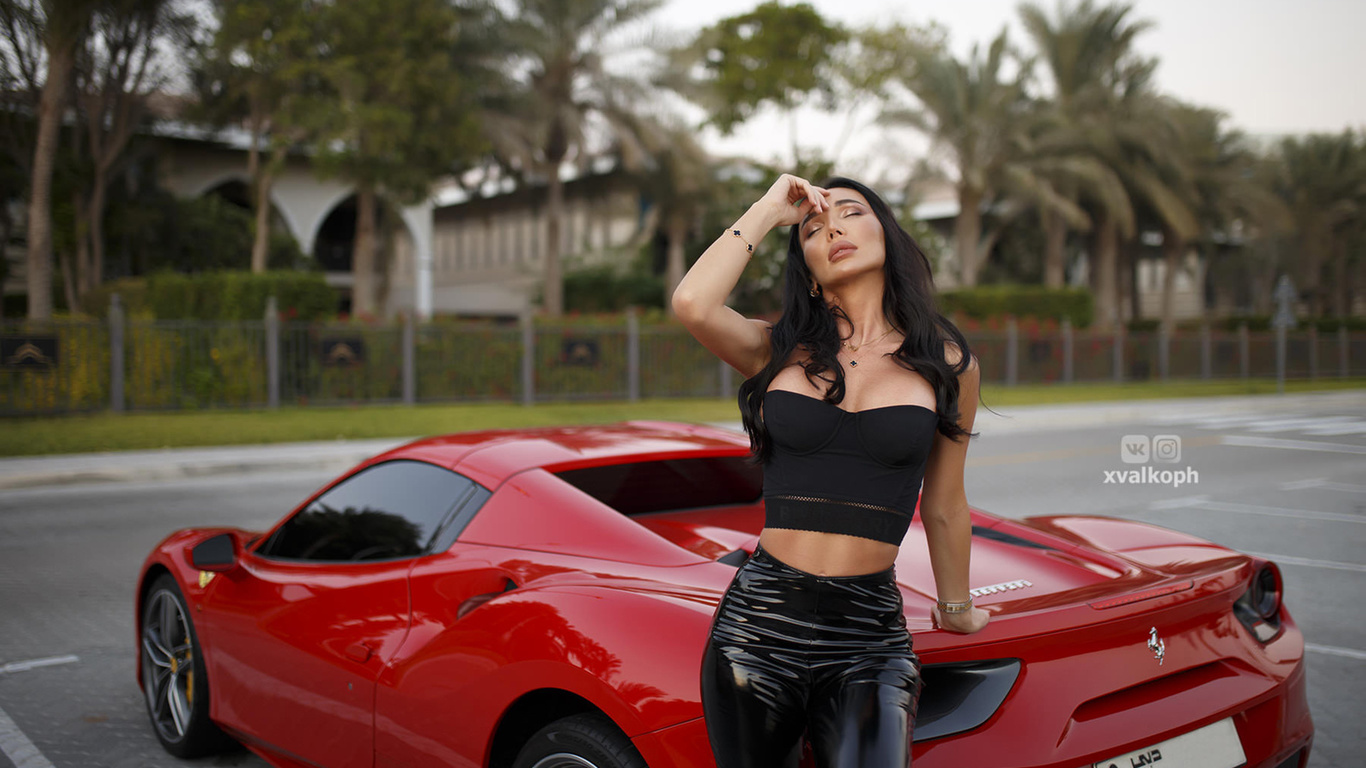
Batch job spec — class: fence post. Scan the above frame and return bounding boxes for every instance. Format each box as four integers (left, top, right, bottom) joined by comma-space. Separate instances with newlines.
1112, 323, 1124, 383
1005, 317, 1018, 386
1308, 325, 1318, 380
1340, 324, 1349, 379
1200, 322, 1211, 380
266, 296, 280, 409
1062, 317, 1073, 383
1275, 322, 1286, 394
1159, 325, 1170, 381
520, 311, 535, 406
626, 307, 640, 402
1238, 322, 1249, 379
109, 293, 124, 413
719, 359, 733, 398
402, 312, 416, 405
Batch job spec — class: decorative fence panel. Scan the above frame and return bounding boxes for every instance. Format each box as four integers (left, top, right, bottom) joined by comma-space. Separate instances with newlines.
3, 316, 1362, 416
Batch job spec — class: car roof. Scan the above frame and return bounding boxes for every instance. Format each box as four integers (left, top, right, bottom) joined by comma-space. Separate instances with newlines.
364, 420, 752, 488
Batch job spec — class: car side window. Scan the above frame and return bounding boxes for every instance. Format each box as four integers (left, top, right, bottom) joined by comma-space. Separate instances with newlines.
256, 460, 479, 562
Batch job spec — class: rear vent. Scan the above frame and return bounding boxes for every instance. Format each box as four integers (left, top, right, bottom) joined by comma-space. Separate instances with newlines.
1072, 661, 1240, 723
971, 526, 1057, 551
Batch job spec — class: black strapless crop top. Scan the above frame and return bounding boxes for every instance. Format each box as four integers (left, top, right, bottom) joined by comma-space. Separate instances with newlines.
761, 389, 938, 546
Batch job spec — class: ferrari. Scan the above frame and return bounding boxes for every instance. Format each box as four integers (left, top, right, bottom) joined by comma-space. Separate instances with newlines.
135, 421, 1313, 768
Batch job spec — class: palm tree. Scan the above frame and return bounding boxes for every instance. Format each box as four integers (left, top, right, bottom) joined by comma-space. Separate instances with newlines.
1271, 131, 1366, 317
624, 117, 712, 315
485, 0, 662, 317
1017, 0, 1173, 330
884, 29, 1038, 287
1152, 103, 1287, 331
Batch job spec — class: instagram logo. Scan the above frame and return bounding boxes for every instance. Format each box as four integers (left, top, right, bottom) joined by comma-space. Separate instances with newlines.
1106, 434, 1197, 487
1152, 435, 1182, 463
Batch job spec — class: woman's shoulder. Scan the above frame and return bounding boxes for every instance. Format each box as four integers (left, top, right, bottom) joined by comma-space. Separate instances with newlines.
942, 340, 979, 374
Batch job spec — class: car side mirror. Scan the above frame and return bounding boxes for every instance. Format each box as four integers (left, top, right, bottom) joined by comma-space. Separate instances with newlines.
191, 533, 239, 572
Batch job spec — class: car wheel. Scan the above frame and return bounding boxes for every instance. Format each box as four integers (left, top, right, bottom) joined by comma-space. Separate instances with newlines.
512, 713, 648, 768
140, 574, 232, 758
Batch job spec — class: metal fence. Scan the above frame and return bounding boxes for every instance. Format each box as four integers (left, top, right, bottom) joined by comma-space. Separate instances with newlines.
2, 305, 1362, 416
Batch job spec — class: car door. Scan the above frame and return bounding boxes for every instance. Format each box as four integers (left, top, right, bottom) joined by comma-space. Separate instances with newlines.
201, 460, 478, 768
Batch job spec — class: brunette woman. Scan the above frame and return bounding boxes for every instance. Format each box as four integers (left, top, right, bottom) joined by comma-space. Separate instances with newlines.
672, 173, 990, 768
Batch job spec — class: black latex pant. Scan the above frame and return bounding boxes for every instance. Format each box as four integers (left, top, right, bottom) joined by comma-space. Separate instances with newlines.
700, 542, 922, 768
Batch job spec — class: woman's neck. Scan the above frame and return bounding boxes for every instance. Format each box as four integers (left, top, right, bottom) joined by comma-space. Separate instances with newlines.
823, 276, 894, 342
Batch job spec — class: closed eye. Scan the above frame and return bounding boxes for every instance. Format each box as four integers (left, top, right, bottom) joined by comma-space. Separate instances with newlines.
803, 200, 865, 238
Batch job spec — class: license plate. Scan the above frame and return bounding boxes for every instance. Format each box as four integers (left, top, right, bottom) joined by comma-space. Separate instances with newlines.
1092, 717, 1246, 768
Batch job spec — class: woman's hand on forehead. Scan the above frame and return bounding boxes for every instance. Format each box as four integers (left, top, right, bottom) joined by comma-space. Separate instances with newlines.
756, 174, 830, 228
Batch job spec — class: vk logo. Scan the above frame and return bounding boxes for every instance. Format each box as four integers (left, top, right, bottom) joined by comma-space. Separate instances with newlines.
1121, 435, 1150, 464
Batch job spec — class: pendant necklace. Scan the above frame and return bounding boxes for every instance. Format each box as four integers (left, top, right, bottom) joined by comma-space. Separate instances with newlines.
841, 327, 896, 367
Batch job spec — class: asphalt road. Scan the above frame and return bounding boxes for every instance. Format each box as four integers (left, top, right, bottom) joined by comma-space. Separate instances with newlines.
0, 393, 1362, 768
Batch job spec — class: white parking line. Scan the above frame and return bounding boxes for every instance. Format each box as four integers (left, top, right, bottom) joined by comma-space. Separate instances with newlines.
1220, 434, 1366, 455
1148, 496, 1366, 525
0, 655, 79, 675
1300, 420, 1366, 436
1277, 478, 1366, 492
1305, 643, 1366, 662
1244, 552, 1366, 573
0, 705, 56, 768
1243, 416, 1359, 433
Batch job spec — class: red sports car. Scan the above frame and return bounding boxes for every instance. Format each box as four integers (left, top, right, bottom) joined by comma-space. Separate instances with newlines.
135, 421, 1313, 768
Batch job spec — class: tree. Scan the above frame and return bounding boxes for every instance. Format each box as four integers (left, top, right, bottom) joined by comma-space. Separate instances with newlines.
665, 1, 846, 170
622, 115, 713, 315
308, 0, 486, 318
1149, 103, 1285, 331
1018, 0, 1167, 330
884, 28, 1044, 287
22, 0, 99, 320
193, 0, 312, 273
69, 0, 197, 302
485, 0, 662, 317
1271, 131, 1366, 318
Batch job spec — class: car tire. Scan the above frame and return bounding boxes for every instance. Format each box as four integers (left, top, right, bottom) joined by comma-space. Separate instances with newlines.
512, 712, 648, 768
139, 574, 233, 758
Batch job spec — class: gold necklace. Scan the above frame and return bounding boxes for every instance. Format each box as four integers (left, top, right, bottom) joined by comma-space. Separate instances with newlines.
841, 327, 897, 367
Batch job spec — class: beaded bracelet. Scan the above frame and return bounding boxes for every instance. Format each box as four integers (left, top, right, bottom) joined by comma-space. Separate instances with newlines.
728, 228, 754, 254
937, 597, 974, 614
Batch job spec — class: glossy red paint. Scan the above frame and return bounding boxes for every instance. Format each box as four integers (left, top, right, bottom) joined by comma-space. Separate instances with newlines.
135, 422, 1313, 768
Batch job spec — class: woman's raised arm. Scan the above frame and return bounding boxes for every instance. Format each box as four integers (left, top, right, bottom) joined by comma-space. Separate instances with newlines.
671, 174, 829, 379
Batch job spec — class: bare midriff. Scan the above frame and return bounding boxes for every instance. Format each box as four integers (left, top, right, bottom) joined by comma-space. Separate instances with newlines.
757, 527, 900, 576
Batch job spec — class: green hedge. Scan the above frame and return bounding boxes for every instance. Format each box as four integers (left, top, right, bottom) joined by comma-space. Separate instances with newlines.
939, 286, 1093, 327
564, 266, 664, 313
143, 271, 338, 321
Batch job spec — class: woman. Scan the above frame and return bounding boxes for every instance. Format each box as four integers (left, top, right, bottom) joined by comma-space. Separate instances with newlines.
672, 173, 991, 768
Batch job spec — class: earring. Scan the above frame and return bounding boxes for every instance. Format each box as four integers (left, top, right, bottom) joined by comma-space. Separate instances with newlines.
809, 284, 819, 297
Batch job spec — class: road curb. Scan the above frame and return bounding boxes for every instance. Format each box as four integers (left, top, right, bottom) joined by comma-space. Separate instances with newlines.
0, 438, 415, 491
2, 389, 1362, 490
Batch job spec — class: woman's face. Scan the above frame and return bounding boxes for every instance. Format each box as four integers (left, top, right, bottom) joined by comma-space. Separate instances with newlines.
798, 186, 886, 291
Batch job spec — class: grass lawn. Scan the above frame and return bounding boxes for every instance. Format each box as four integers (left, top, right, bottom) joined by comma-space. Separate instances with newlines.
2, 377, 1362, 457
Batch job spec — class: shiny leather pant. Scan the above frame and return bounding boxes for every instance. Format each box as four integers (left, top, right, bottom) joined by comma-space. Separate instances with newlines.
700, 543, 922, 768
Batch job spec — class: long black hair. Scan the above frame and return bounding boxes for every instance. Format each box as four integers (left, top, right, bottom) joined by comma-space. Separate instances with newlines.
737, 176, 990, 462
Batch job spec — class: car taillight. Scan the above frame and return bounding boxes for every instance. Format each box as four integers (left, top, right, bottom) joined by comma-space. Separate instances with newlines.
1233, 562, 1283, 643
1251, 562, 1282, 619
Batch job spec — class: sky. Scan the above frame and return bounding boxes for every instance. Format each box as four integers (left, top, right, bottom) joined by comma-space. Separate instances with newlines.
645, 0, 1366, 174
